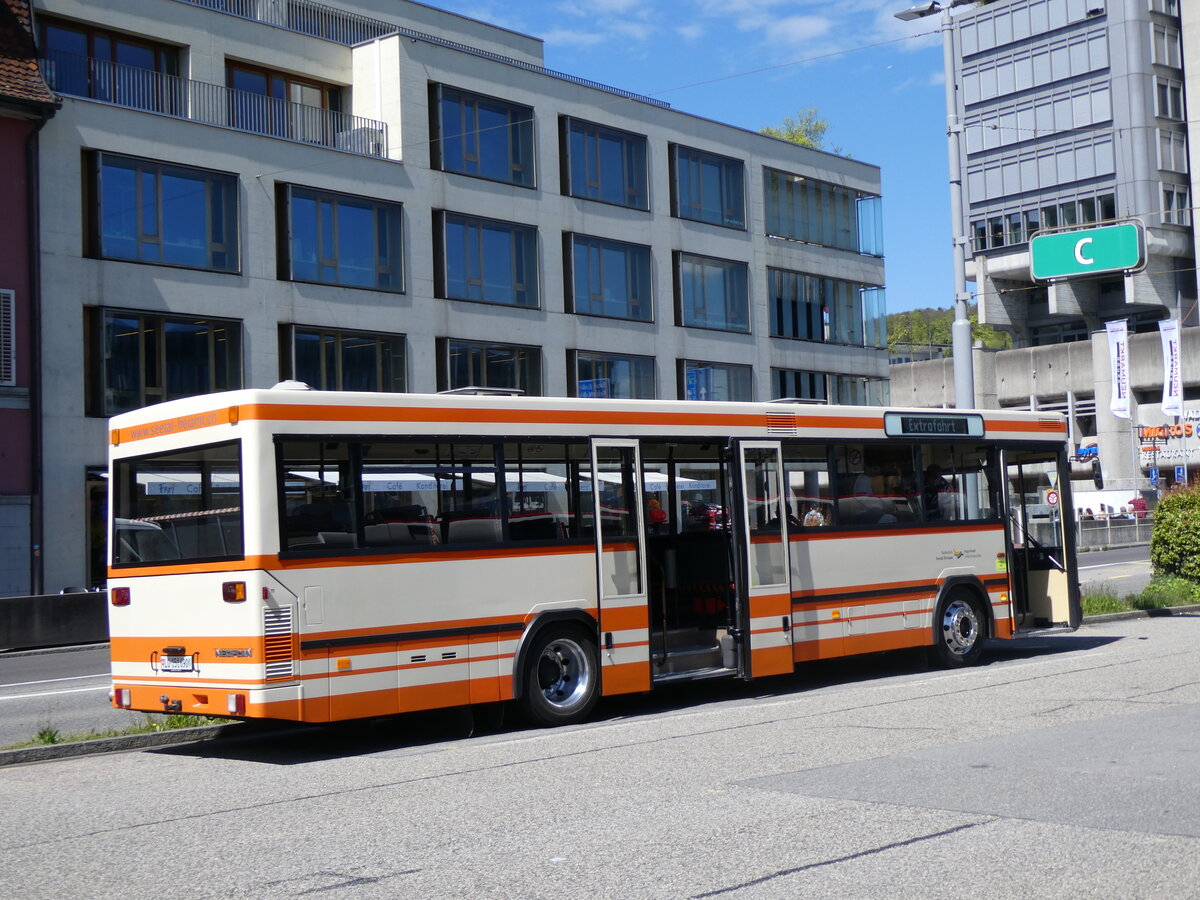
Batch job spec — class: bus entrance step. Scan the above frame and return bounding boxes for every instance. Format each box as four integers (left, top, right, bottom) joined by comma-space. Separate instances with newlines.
652, 665, 737, 685
652, 641, 722, 677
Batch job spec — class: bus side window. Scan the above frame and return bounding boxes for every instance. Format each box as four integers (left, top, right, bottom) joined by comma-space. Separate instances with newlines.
782, 443, 833, 530
280, 440, 357, 550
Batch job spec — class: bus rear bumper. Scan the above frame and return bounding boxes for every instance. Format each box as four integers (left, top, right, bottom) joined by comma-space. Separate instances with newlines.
112, 681, 304, 721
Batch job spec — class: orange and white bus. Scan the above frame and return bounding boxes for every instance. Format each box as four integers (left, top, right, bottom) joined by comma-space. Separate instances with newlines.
107, 386, 1079, 726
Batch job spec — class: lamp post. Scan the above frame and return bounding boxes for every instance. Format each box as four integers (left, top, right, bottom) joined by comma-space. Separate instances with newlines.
895, 0, 975, 410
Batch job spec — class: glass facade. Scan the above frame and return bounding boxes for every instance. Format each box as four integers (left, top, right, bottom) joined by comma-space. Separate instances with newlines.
680, 360, 752, 401
568, 235, 652, 321
435, 85, 535, 187
441, 213, 538, 308
92, 153, 238, 272
284, 326, 406, 392
571, 351, 655, 399
672, 145, 745, 228
677, 253, 749, 333
283, 186, 402, 291
563, 118, 648, 210
764, 168, 881, 254
772, 369, 827, 402
441, 339, 542, 395
89, 309, 241, 416
40, 18, 179, 113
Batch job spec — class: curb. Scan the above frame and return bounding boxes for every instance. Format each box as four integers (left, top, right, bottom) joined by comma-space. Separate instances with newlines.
1080, 602, 1200, 625
0, 722, 244, 768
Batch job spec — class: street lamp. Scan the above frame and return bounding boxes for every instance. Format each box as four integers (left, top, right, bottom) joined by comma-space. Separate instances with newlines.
895, 0, 975, 410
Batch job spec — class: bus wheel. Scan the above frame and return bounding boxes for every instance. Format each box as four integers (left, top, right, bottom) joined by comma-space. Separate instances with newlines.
930, 591, 987, 668
519, 627, 598, 726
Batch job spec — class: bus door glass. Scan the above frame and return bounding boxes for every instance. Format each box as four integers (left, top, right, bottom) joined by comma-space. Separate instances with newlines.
1003, 448, 1079, 630
736, 442, 794, 678
590, 439, 650, 693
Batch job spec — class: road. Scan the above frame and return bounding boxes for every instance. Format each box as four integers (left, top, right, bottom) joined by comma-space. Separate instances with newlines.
1076, 544, 1153, 596
4, 615, 1200, 898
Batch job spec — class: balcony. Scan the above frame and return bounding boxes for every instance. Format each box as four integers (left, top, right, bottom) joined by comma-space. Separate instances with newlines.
173, 0, 670, 108
40, 50, 389, 158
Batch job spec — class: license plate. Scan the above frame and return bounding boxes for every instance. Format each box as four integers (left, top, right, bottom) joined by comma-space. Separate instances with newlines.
160, 655, 194, 672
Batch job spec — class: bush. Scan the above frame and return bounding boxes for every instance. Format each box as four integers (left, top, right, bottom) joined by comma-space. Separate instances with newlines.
1150, 483, 1200, 582
1132, 576, 1200, 610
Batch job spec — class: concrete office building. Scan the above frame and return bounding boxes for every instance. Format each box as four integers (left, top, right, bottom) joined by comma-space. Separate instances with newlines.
892, 0, 1196, 504
22, 0, 888, 593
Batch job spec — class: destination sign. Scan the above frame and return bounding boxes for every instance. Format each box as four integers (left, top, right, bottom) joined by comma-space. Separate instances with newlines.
883, 412, 985, 439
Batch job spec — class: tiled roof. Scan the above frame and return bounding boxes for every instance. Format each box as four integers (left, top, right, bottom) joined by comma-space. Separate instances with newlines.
0, 0, 57, 108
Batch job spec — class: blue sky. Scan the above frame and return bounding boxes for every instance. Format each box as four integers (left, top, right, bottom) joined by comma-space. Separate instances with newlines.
429, 0, 956, 315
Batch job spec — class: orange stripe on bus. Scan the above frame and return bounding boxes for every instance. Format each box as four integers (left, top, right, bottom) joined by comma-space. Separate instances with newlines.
601, 660, 650, 696
600, 606, 650, 632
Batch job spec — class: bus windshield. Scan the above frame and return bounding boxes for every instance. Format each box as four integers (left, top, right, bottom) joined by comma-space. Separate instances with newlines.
111, 441, 243, 566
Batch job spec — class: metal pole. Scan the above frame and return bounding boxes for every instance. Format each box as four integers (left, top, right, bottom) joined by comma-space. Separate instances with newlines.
941, 5, 975, 411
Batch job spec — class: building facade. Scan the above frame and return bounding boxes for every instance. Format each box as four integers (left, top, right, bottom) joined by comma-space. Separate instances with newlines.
955, 0, 1194, 344
892, 0, 1196, 507
28, 0, 888, 593
0, 0, 56, 597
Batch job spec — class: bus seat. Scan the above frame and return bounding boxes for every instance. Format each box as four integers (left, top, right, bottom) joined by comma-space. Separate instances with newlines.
447, 517, 502, 544
365, 523, 414, 546
318, 531, 357, 548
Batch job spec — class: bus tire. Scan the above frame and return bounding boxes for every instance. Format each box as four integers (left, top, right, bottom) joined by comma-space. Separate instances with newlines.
518, 626, 599, 727
929, 589, 987, 668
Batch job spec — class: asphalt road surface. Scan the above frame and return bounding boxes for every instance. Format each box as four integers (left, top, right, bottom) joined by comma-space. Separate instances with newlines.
4, 614, 1200, 898
1076, 544, 1154, 596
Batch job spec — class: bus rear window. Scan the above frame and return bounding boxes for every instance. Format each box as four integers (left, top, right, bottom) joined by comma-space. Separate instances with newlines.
112, 441, 243, 565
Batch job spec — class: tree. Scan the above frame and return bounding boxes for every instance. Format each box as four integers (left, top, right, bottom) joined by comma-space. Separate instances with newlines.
760, 108, 831, 150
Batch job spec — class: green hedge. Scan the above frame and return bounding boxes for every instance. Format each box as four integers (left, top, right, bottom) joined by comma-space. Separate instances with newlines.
1150, 483, 1200, 582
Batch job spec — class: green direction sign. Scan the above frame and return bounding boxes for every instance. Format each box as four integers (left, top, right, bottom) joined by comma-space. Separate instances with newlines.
1029, 221, 1144, 280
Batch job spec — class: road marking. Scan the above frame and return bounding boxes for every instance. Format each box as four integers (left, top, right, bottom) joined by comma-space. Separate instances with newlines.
0, 674, 109, 689
0, 686, 110, 702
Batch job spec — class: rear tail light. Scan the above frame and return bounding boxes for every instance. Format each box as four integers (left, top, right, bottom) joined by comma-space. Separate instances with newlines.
227, 693, 246, 716
114, 688, 131, 708
222, 581, 247, 603
111, 587, 131, 607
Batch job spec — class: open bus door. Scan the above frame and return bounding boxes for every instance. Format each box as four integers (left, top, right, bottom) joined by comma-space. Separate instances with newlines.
590, 439, 652, 695
735, 442, 795, 677
1003, 447, 1081, 630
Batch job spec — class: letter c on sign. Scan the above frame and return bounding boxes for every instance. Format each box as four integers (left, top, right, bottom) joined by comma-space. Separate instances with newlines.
1074, 237, 1094, 265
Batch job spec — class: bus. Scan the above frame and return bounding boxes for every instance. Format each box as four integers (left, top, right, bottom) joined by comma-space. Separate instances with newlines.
106, 387, 1079, 727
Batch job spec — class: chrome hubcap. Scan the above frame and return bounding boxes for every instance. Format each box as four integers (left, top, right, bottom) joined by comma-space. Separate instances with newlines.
941, 598, 980, 657
536, 638, 592, 711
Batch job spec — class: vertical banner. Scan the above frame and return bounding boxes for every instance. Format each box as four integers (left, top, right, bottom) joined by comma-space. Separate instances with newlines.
1106, 319, 1130, 419
1159, 318, 1183, 416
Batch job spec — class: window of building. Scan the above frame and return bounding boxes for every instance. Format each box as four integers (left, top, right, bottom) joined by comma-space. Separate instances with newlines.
1058, 200, 1078, 227
764, 168, 879, 254
831, 375, 889, 406
561, 117, 648, 210
85, 309, 241, 416
566, 234, 651, 321
1023, 208, 1041, 238
87, 152, 238, 272
432, 85, 534, 187
972, 221, 988, 252
0, 289, 13, 387
679, 360, 752, 401
672, 145, 745, 228
772, 369, 827, 402
1099, 193, 1116, 220
1040, 204, 1059, 230
280, 325, 405, 392
438, 339, 541, 395
1158, 129, 1188, 172
1151, 23, 1182, 67
39, 18, 180, 112
676, 253, 749, 333
278, 185, 402, 291
1162, 185, 1190, 226
437, 212, 538, 308
1006, 212, 1023, 244
570, 350, 655, 399
988, 216, 1005, 248
227, 62, 342, 140
1156, 78, 1184, 119
769, 268, 824, 341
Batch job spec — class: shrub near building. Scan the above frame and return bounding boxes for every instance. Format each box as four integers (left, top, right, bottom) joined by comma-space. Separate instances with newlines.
1150, 483, 1200, 584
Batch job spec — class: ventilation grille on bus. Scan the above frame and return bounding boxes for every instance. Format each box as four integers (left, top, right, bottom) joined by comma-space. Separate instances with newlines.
766, 413, 798, 436
263, 606, 295, 681
1037, 418, 1063, 431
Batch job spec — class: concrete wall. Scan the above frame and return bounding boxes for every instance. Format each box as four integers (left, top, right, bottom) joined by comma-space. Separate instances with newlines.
0, 591, 107, 649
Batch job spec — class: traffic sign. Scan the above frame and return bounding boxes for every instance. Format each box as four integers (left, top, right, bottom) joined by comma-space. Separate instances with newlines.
1046, 489, 1059, 507
1030, 222, 1144, 281
1150, 467, 1159, 487
1176, 465, 1187, 484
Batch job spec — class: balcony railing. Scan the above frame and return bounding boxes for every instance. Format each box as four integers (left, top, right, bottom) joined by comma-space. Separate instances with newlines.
40, 50, 389, 157
173, 0, 670, 109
